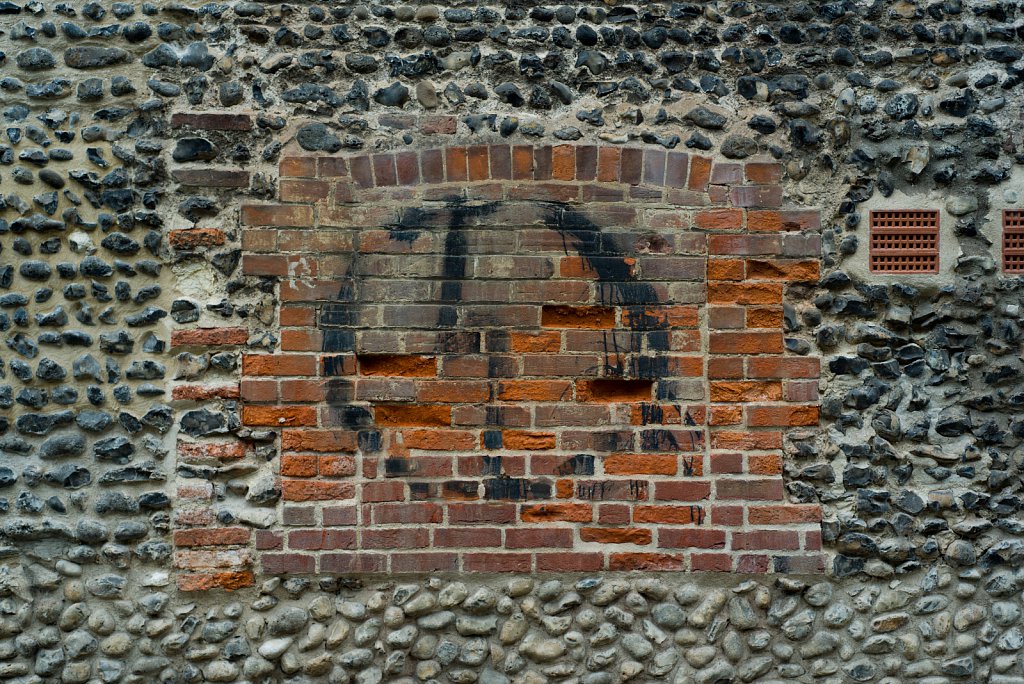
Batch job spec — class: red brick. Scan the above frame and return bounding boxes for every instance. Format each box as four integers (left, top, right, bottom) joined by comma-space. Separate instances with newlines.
321, 553, 386, 573
288, 529, 356, 550
449, 503, 517, 525
464, 553, 532, 572
361, 528, 429, 549
392, 553, 458, 572
505, 528, 573, 548
282, 480, 354, 501
241, 204, 313, 227
692, 553, 732, 572
373, 503, 443, 524
732, 530, 800, 550
659, 528, 726, 549
715, 478, 785, 501
434, 528, 501, 547
536, 553, 603, 572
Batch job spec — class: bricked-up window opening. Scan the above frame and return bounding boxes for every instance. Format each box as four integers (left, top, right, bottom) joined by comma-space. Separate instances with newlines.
226, 144, 826, 580
1003, 210, 1024, 274
868, 210, 940, 274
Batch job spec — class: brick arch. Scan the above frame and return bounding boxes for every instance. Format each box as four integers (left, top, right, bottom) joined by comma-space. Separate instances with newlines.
235, 143, 824, 576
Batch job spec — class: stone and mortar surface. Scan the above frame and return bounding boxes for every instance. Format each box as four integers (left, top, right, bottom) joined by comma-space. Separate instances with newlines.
1, 0, 1024, 681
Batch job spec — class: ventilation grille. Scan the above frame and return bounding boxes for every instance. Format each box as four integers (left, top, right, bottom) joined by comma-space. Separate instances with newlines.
1004, 210, 1024, 274
869, 210, 939, 274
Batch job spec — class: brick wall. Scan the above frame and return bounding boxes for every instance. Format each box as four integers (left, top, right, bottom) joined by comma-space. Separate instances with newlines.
177, 143, 823, 579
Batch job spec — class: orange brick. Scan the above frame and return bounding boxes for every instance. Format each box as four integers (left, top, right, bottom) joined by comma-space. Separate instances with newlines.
551, 145, 575, 180
281, 454, 318, 477
358, 354, 437, 377
241, 406, 317, 427
708, 259, 745, 281
243, 354, 317, 376
597, 147, 621, 182
509, 331, 562, 352
622, 306, 699, 328
172, 327, 247, 347
176, 572, 255, 592
709, 332, 784, 355
748, 504, 822, 525
710, 381, 783, 402
688, 156, 712, 190
498, 380, 572, 401
746, 405, 819, 427
172, 384, 240, 401
708, 283, 783, 305
281, 430, 358, 453
282, 480, 355, 501
580, 528, 652, 545
710, 431, 784, 450
169, 228, 227, 249
746, 307, 784, 328
609, 552, 686, 571
633, 505, 701, 524
375, 404, 451, 427
401, 429, 478, 451
502, 431, 556, 450
521, 503, 592, 523
605, 454, 677, 475
709, 406, 743, 425
559, 256, 599, 278
576, 379, 653, 403
748, 453, 783, 475
746, 259, 819, 281
747, 209, 820, 232
695, 208, 743, 230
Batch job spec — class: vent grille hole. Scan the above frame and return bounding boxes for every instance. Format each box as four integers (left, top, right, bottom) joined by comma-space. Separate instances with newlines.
1004, 210, 1024, 274
869, 210, 939, 274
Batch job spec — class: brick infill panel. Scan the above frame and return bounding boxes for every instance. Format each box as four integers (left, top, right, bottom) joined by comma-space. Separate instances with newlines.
175, 145, 825, 576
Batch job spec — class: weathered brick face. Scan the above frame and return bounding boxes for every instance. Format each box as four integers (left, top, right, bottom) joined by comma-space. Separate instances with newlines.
228, 144, 823, 575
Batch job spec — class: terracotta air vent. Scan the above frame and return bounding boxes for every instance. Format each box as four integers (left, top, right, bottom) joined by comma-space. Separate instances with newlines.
1003, 210, 1024, 274
869, 209, 939, 274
